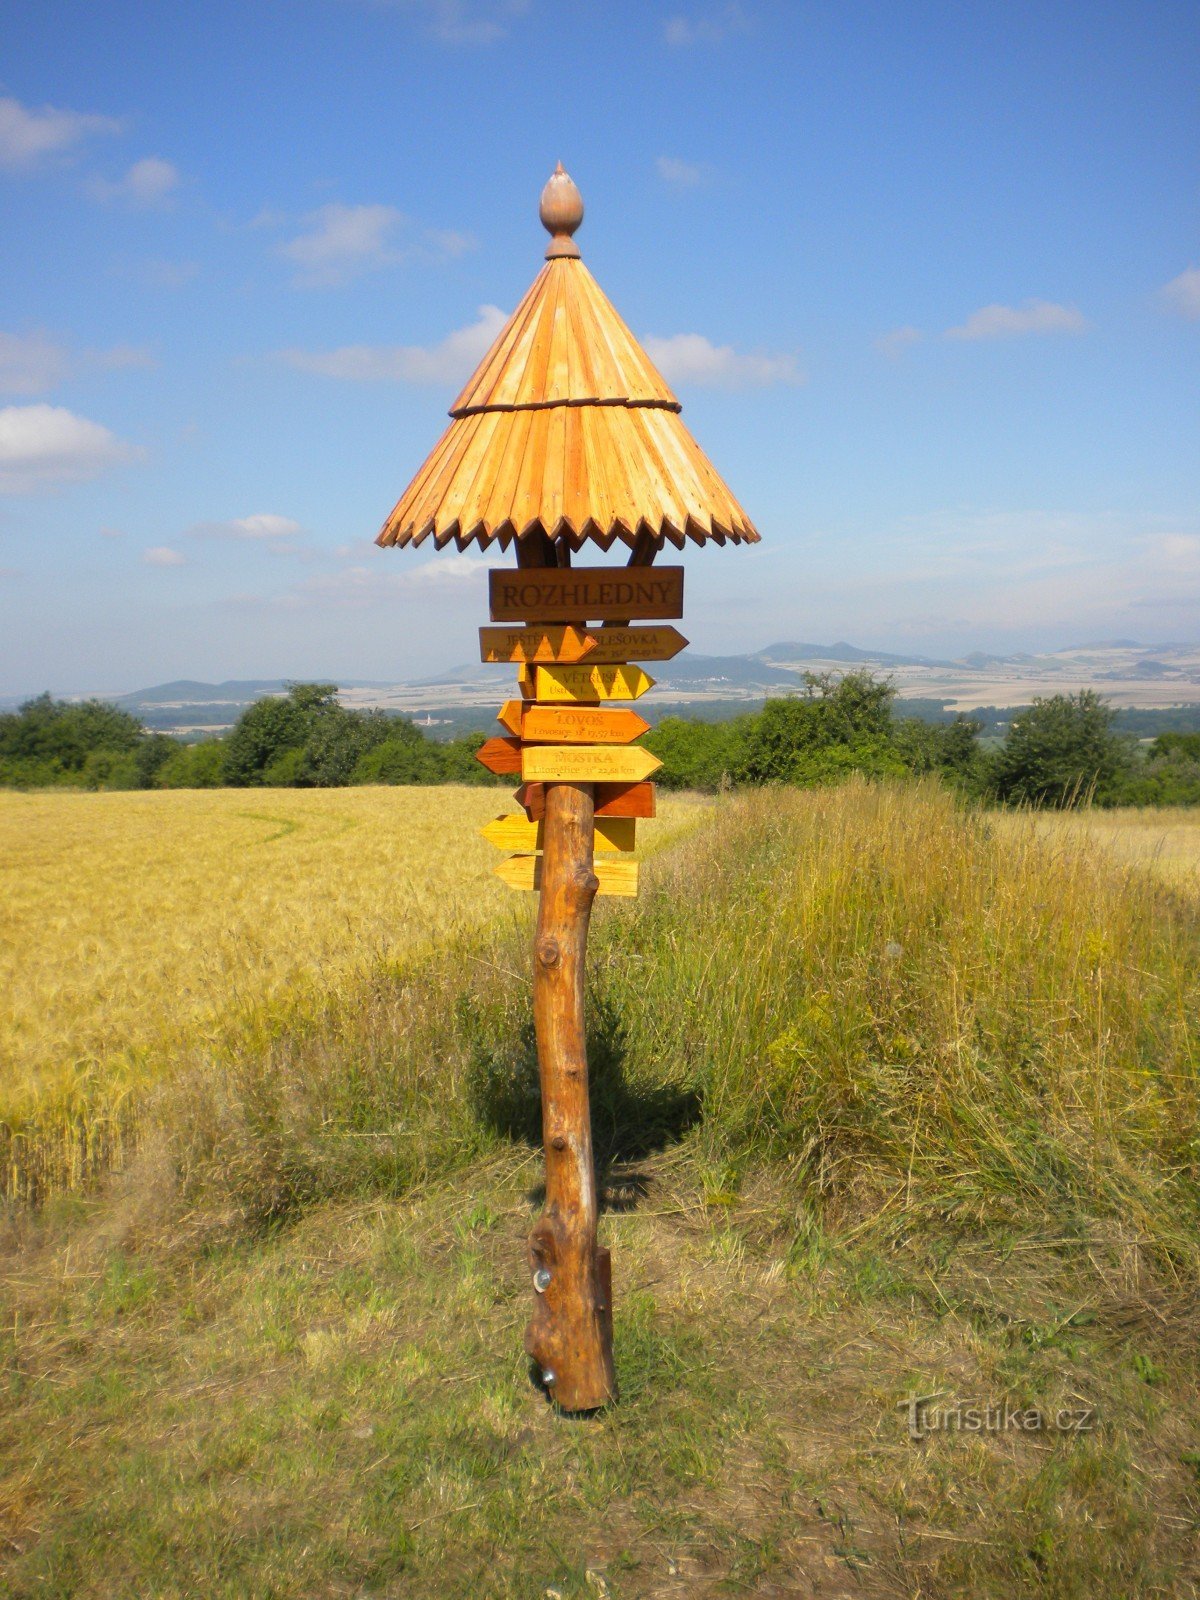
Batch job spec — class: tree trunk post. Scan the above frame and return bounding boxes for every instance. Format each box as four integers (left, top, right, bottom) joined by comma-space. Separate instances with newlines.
519, 536, 616, 1412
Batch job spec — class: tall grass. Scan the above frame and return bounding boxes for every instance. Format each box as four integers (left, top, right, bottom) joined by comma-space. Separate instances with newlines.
151, 780, 1198, 1269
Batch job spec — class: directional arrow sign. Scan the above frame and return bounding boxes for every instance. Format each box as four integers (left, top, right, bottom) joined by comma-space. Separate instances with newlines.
514, 780, 656, 819
571, 626, 687, 664
521, 664, 655, 703
522, 706, 649, 745
496, 699, 525, 737
494, 855, 639, 898
479, 625, 597, 664
481, 814, 636, 853
489, 566, 683, 623
475, 735, 523, 776
513, 781, 546, 820
521, 744, 662, 783
595, 781, 656, 818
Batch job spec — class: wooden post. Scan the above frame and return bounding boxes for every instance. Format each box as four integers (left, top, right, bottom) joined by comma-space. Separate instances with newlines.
519, 536, 616, 1411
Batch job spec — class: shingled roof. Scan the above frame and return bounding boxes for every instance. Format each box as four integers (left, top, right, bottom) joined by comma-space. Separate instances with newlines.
376, 165, 758, 555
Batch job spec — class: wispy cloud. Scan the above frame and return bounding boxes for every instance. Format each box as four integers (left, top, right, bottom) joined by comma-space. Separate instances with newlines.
143, 546, 186, 567
1159, 266, 1200, 321
278, 305, 506, 384
90, 156, 181, 209
0, 403, 142, 492
642, 331, 803, 388
656, 155, 706, 189
0, 331, 155, 396
663, 4, 748, 46
190, 513, 303, 542
365, 0, 530, 44
280, 203, 474, 287
262, 552, 504, 612
945, 299, 1087, 341
874, 325, 924, 359
0, 95, 123, 171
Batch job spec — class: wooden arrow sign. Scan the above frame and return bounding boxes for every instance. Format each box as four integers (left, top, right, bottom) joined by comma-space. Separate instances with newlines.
521, 664, 655, 703
474, 735, 523, 775
595, 781, 656, 817
522, 705, 649, 745
482, 814, 636, 853
494, 855, 639, 898
571, 626, 687, 664
497, 699, 526, 737
515, 780, 657, 819
479, 625, 597, 664
522, 744, 662, 783
514, 780, 546, 820
489, 566, 684, 623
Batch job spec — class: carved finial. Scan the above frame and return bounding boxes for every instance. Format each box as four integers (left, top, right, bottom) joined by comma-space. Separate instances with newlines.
539, 162, 584, 259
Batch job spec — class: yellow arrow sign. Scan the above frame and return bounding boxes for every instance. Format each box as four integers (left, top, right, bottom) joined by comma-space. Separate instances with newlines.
520, 664, 655, 703
481, 814, 636, 853
521, 744, 662, 783
572, 626, 687, 664
479, 625, 597, 664
493, 855, 639, 897
522, 705, 649, 744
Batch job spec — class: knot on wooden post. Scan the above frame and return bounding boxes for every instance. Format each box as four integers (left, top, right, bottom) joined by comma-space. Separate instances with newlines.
536, 935, 561, 968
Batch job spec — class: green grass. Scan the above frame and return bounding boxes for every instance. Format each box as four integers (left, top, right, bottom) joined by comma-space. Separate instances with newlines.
2, 780, 1199, 1596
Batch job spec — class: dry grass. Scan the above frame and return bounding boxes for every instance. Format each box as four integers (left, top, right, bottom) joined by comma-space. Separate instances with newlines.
1008, 806, 1200, 894
0, 785, 707, 1199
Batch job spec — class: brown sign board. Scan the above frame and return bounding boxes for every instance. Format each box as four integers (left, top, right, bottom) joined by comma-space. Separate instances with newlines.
481, 814, 636, 853
489, 566, 684, 623
522, 745, 661, 783
515, 780, 656, 820
575, 626, 687, 664
494, 855, 639, 898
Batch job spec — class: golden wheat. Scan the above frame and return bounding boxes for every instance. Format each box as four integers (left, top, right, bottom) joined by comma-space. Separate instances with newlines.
0, 785, 707, 1194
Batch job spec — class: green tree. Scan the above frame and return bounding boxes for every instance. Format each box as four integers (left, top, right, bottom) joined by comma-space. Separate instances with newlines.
991, 690, 1126, 806
222, 684, 339, 786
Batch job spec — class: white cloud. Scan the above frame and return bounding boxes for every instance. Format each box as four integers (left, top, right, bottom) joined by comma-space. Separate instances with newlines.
280, 203, 473, 287
280, 553, 503, 608
0, 95, 122, 170
0, 404, 141, 492
90, 156, 181, 208
278, 305, 507, 384
189, 513, 304, 549
143, 546, 186, 567
945, 299, 1087, 341
656, 156, 705, 189
410, 0, 530, 44
664, 4, 748, 45
875, 325, 924, 359
642, 331, 803, 388
1159, 266, 1200, 321
0, 332, 156, 397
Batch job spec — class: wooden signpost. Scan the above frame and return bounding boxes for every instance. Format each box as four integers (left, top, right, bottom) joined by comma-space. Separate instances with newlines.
374, 163, 757, 1413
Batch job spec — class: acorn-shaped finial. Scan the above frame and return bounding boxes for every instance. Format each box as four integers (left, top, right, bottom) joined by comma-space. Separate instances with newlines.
539, 162, 583, 259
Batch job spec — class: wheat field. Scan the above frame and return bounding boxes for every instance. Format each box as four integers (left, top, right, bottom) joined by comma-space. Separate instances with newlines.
0, 784, 707, 1196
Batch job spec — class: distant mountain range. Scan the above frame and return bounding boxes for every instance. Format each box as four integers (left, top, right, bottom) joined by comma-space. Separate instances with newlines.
7, 638, 1199, 735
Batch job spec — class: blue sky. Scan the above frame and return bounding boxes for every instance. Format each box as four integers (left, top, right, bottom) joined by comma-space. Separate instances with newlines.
1, 0, 1197, 694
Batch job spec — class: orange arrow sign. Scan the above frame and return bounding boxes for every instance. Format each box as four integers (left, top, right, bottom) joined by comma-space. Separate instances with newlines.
594, 781, 656, 818
571, 626, 687, 664
520, 664, 655, 702
496, 699, 525, 737
494, 855, 639, 897
521, 745, 662, 783
515, 780, 657, 818
481, 814, 636, 853
522, 705, 649, 745
479, 625, 597, 664
474, 735, 523, 776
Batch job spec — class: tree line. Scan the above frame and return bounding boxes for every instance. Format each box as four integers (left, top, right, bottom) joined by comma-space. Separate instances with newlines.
3, 674, 1199, 807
